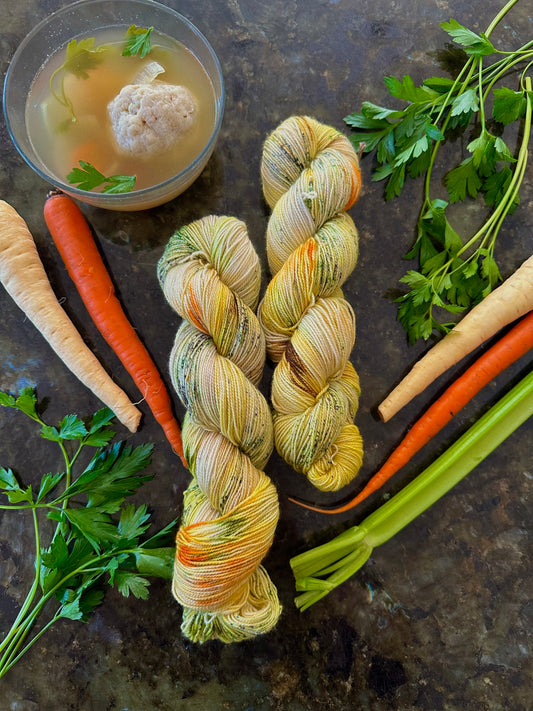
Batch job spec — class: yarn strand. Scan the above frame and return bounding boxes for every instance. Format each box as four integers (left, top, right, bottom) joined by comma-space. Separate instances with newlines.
158, 215, 281, 643
259, 116, 364, 492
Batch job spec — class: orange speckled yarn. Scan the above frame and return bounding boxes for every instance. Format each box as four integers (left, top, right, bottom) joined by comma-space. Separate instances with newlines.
157, 215, 281, 643
258, 116, 364, 492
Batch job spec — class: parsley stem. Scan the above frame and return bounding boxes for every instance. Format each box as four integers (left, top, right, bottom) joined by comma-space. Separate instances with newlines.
0, 505, 47, 670
485, 76, 532, 245
477, 60, 486, 131
423, 54, 479, 209
456, 75, 532, 258
0, 509, 41, 657
0, 587, 65, 678
484, 0, 521, 37
0, 617, 59, 677
481, 49, 533, 105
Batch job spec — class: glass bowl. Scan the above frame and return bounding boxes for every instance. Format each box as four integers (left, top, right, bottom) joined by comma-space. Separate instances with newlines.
3, 0, 225, 211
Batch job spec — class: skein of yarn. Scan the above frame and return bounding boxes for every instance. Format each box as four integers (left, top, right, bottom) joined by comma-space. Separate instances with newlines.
157, 215, 281, 643
258, 115, 364, 492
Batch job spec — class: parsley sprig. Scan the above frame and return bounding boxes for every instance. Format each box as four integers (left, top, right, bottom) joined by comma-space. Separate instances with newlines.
49, 38, 107, 124
0, 388, 176, 679
122, 25, 154, 58
345, 0, 533, 342
67, 160, 136, 193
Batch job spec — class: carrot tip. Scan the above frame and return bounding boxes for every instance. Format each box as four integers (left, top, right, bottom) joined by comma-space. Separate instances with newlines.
287, 495, 337, 513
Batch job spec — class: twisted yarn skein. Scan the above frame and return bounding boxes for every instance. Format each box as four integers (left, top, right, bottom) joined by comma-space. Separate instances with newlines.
258, 115, 364, 492
157, 215, 281, 643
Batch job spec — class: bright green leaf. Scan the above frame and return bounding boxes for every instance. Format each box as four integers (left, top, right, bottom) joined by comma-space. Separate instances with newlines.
58, 414, 88, 441
384, 164, 406, 200
89, 408, 115, 433
60, 598, 84, 621
444, 157, 482, 202
114, 570, 150, 599
0, 468, 33, 504
0, 392, 16, 408
492, 87, 526, 125
423, 76, 455, 93
395, 135, 429, 165
451, 88, 479, 117
65, 508, 121, 551
360, 101, 405, 121
36, 472, 65, 503
384, 75, 435, 103
122, 25, 153, 58
67, 160, 136, 194
41, 533, 70, 571
441, 19, 495, 56
494, 137, 515, 164
134, 548, 175, 580
14, 389, 39, 419
117, 504, 151, 542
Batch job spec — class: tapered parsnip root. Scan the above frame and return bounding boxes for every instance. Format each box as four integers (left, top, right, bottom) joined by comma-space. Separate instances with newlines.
0, 200, 141, 432
379, 254, 533, 422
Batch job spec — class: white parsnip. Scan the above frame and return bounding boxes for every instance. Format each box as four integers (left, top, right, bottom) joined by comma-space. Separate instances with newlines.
0, 200, 141, 432
379, 254, 533, 422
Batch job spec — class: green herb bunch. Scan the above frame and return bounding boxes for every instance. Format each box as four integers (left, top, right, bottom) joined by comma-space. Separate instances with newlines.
0, 388, 176, 679
345, 0, 533, 343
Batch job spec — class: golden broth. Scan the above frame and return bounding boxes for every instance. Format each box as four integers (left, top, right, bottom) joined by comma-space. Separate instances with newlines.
26, 27, 216, 191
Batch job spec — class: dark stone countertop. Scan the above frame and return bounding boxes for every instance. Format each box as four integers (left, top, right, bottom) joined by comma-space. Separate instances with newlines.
1, 1, 532, 709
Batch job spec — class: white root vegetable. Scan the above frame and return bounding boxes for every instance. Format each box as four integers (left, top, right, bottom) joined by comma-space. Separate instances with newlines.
378, 254, 533, 422
0, 200, 141, 432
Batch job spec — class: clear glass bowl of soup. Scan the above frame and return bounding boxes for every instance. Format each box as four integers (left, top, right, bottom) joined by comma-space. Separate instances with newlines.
3, 0, 225, 210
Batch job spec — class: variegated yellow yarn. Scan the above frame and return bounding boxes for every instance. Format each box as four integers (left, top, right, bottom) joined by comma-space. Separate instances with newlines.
157, 215, 281, 643
258, 115, 364, 492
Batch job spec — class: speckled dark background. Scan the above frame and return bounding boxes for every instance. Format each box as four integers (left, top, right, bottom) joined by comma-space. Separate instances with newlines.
1, 0, 532, 709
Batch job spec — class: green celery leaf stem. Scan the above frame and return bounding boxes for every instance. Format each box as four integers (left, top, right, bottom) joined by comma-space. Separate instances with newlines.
291, 367, 533, 607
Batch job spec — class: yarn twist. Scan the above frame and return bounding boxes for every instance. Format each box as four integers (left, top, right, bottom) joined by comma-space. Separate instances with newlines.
258, 115, 364, 492
157, 215, 281, 643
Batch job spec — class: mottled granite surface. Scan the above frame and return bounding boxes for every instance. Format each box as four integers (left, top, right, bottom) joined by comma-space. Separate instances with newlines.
1, 0, 532, 709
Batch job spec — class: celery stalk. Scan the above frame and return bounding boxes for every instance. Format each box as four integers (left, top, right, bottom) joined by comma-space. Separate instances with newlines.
291, 368, 533, 611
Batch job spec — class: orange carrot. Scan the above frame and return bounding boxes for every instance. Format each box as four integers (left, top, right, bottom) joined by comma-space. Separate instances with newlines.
379, 253, 533, 422
290, 309, 533, 514
0, 199, 141, 432
43, 191, 186, 466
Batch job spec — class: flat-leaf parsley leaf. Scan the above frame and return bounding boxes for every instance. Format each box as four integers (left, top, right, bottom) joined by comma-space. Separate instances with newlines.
122, 25, 154, 58
67, 160, 136, 194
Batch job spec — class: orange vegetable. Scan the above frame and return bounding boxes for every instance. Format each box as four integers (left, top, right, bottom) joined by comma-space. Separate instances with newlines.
290, 310, 533, 514
0, 199, 141, 432
379, 254, 533, 421
43, 191, 186, 466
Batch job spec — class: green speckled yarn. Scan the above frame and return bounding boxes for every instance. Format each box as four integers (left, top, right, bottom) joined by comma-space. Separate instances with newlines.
259, 115, 364, 492
157, 215, 281, 644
